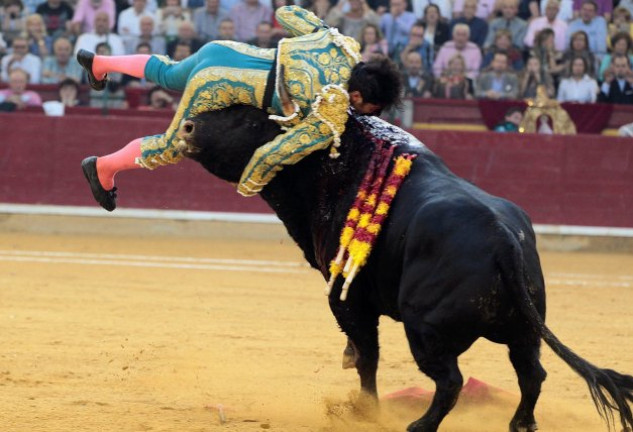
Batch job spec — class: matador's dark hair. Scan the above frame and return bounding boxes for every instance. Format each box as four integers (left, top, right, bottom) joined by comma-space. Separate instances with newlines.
348, 55, 403, 112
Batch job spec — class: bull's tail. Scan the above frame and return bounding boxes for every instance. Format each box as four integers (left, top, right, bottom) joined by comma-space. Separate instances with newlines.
499, 234, 633, 432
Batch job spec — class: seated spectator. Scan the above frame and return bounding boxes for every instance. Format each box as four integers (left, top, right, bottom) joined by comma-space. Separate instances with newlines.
484, 0, 527, 50
139, 85, 177, 110
516, 0, 540, 21
166, 20, 203, 56
449, 0, 488, 49
35, 0, 74, 39
493, 107, 523, 132
599, 32, 633, 81
0, 68, 42, 109
1, 0, 27, 46
540, 0, 573, 21
306, 0, 332, 21
171, 40, 192, 60
359, 23, 389, 62
124, 15, 166, 54
561, 30, 596, 78
41, 36, 82, 83
525, 0, 568, 53
412, 0, 452, 23
519, 56, 556, 98
57, 77, 84, 106
531, 28, 565, 84
247, 21, 275, 47
432, 53, 474, 99
476, 51, 519, 100
566, 0, 607, 58
118, 0, 155, 41
325, 0, 379, 43
608, 7, 633, 49
229, 0, 272, 43
1, 36, 41, 83
401, 50, 434, 97
481, 29, 524, 72
155, 1, 190, 43
192, 0, 225, 42
572, 0, 612, 22
74, 11, 125, 55
397, 22, 433, 71
70, 0, 115, 35
25, 13, 52, 58
420, 4, 450, 51
216, 17, 236, 40
453, 0, 496, 20
433, 23, 482, 79
557, 55, 598, 102
598, 54, 633, 104
380, 0, 417, 56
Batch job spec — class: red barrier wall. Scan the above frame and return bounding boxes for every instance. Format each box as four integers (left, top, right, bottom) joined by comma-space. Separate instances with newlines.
1, 111, 632, 227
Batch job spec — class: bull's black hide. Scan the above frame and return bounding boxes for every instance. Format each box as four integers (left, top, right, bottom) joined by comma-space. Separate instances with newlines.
181, 105, 633, 432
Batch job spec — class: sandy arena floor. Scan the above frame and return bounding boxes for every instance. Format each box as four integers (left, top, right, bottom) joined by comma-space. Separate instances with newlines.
1, 227, 632, 432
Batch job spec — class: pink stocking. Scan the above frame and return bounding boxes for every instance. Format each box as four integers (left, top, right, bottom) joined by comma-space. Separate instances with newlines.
92, 55, 151, 80
96, 138, 143, 190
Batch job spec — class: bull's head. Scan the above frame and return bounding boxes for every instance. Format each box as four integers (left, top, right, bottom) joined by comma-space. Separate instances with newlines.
178, 105, 283, 183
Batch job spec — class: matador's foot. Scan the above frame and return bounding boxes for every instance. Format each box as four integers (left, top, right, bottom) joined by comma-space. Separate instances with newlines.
82, 156, 117, 211
77, 49, 108, 91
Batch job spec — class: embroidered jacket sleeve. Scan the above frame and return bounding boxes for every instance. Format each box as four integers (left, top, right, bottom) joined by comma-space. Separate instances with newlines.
275, 5, 326, 37
237, 84, 349, 196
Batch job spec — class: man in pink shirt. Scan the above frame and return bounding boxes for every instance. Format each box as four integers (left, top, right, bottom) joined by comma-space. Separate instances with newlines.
0, 68, 42, 109
433, 24, 482, 79
524, 0, 568, 52
453, 0, 497, 20
229, 0, 272, 42
70, 0, 116, 34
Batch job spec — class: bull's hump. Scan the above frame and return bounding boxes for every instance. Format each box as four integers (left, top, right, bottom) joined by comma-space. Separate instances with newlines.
351, 114, 426, 151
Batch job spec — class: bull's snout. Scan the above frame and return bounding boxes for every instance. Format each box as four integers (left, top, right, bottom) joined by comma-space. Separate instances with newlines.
182, 120, 195, 137
177, 120, 200, 157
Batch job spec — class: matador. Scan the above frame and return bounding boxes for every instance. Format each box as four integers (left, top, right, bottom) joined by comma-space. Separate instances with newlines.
78, 5, 402, 211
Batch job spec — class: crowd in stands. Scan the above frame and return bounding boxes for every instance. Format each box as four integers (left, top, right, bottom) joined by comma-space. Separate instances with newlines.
0, 0, 632, 113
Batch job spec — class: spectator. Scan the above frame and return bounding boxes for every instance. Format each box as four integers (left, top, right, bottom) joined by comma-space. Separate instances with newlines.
485, 0, 527, 50
453, 0, 496, 20
516, 0, 539, 21
572, 0, 612, 22
118, 0, 155, 40
70, 0, 116, 35
608, 8, 633, 50
247, 21, 274, 47
140, 85, 177, 110
124, 15, 165, 54
216, 17, 236, 40
270, 0, 292, 40
88, 41, 127, 108
120, 41, 154, 86
620, 0, 633, 18
401, 50, 433, 97
493, 107, 523, 132
561, 30, 596, 77
41, 36, 83, 83
165, 20, 202, 56
171, 39, 191, 59
476, 51, 519, 100
0, 68, 42, 109
531, 28, 565, 83
58, 77, 83, 106
379, 0, 417, 55
557, 55, 598, 102
540, 0, 573, 21
306, 0, 332, 21
1, 0, 27, 46
412, 0, 452, 23
598, 54, 633, 104
397, 22, 432, 71
566, 0, 607, 58
155, 0, 191, 43
359, 23, 389, 62
325, 0, 379, 43
432, 53, 474, 98
229, 0, 272, 42
450, 0, 488, 49
420, 4, 450, 50
599, 32, 633, 81
25, 13, 53, 58
525, 0, 569, 52
35, 0, 74, 39
481, 29, 524, 72
519, 55, 555, 98
433, 23, 482, 79
74, 11, 125, 55
1, 36, 42, 83
192, 0, 226, 42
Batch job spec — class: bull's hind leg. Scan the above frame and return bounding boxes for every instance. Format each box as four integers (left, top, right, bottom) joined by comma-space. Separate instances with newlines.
404, 323, 464, 432
508, 338, 547, 432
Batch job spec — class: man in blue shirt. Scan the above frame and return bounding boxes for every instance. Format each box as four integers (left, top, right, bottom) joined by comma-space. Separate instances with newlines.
566, 0, 607, 58
379, 0, 416, 56
450, 0, 488, 48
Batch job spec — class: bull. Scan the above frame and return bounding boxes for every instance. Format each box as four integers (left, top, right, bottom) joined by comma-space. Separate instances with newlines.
178, 105, 633, 432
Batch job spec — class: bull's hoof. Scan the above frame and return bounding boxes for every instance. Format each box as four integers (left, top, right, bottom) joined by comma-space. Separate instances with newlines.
82, 156, 117, 212
509, 420, 538, 432
342, 341, 357, 369
406, 418, 435, 432
77, 49, 108, 91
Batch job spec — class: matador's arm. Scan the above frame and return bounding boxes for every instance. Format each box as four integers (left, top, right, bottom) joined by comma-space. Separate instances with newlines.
275, 5, 327, 37
237, 85, 350, 197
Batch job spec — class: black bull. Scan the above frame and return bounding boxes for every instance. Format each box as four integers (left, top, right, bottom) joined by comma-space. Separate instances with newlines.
179, 105, 633, 432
